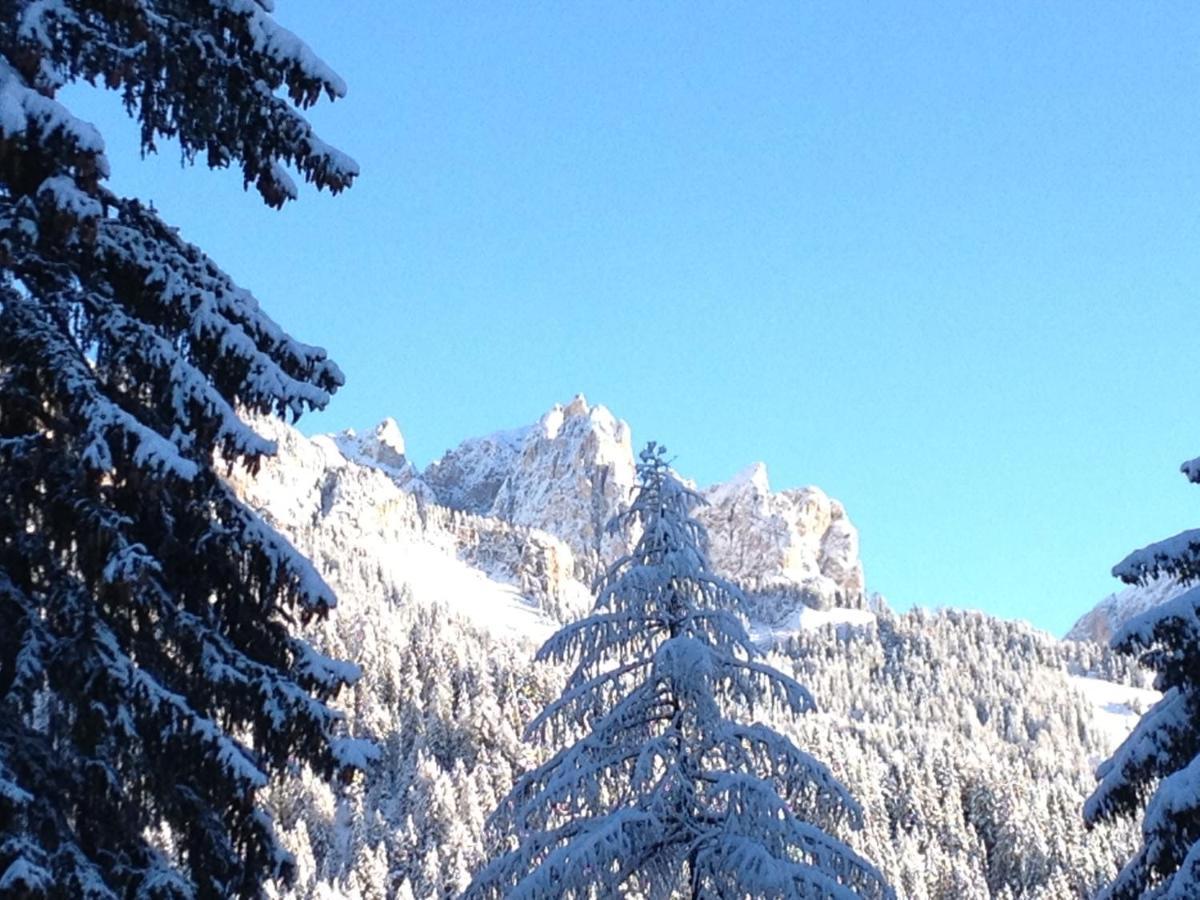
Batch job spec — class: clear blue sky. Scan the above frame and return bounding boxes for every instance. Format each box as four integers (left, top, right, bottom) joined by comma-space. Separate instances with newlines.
67, 2, 1200, 636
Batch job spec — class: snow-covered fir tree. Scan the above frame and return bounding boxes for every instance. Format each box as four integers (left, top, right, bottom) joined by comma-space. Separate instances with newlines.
465, 443, 893, 899
1084, 451, 1200, 898
0, 4, 372, 897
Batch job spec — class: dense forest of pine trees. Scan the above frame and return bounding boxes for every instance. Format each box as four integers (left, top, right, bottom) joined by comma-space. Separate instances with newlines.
257, 475, 1152, 899
2, 3, 1195, 899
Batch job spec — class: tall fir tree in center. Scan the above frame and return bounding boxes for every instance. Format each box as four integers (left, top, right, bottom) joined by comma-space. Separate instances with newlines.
466, 443, 893, 899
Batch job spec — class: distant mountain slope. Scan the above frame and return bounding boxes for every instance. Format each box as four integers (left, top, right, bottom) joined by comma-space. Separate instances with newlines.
1066, 575, 1184, 644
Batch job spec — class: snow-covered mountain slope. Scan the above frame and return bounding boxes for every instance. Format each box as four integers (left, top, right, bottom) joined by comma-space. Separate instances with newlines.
231, 417, 592, 641
230, 399, 1158, 900
1067, 674, 1159, 750
1066, 575, 1184, 644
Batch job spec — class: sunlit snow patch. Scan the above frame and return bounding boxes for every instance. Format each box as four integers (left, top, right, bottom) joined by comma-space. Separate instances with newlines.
366, 538, 557, 644
1068, 674, 1159, 750
751, 605, 876, 646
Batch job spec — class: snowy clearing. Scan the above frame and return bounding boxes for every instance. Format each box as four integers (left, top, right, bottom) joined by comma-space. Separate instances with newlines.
1068, 674, 1159, 750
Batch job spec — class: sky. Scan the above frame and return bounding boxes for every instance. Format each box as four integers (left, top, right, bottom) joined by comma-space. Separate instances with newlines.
64, 1, 1200, 637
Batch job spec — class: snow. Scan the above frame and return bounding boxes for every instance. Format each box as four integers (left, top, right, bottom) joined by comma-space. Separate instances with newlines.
331, 737, 381, 771
1115, 584, 1200, 649
37, 174, 102, 221
373, 417, 405, 456
706, 461, 771, 505
214, 0, 350, 97
0, 55, 107, 156
795, 605, 876, 631
751, 605, 876, 645
489, 425, 534, 451
654, 636, 715, 684
1066, 574, 1184, 643
0, 858, 52, 892
386, 542, 556, 643
539, 404, 565, 441
1068, 674, 1159, 750
332, 419, 411, 474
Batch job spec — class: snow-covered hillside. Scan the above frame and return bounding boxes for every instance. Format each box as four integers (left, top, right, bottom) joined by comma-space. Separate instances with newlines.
229, 399, 1155, 900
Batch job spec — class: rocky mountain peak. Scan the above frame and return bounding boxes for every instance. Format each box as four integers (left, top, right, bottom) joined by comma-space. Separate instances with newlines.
698, 465, 865, 612
416, 395, 869, 613
421, 426, 530, 515
329, 418, 434, 501
333, 418, 409, 470
708, 461, 771, 502
241, 397, 874, 627
491, 396, 637, 564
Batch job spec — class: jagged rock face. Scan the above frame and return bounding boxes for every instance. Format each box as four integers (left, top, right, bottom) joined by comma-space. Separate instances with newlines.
351, 417, 408, 469
232, 396, 872, 634
487, 395, 637, 567
698, 463, 866, 611
422, 427, 529, 515
232, 417, 592, 638
1067, 575, 1184, 643
331, 418, 437, 504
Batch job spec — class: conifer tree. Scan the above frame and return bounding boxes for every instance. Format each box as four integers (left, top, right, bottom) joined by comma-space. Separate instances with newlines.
1084, 451, 1200, 898
0, 3, 372, 897
465, 443, 893, 899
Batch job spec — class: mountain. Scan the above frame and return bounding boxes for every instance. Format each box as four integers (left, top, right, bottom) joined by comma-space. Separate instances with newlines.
243, 394, 866, 633
1067, 575, 1184, 644
699, 460, 866, 616
230, 398, 1154, 900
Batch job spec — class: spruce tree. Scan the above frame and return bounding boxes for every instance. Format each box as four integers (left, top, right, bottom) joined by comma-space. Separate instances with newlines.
0, 3, 372, 897
1084, 452, 1200, 898
465, 443, 893, 899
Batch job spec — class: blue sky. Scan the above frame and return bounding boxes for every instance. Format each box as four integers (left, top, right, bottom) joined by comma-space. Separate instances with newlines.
67, 2, 1200, 636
